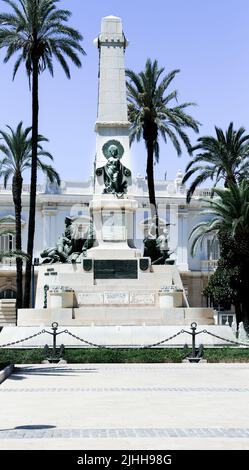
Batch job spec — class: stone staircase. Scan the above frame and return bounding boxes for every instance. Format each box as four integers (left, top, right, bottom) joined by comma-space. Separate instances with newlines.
0, 299, 16, 325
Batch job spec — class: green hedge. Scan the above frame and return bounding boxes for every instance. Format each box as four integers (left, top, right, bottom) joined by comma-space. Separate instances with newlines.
0, 347, 249, 363
204, 348, 249, 362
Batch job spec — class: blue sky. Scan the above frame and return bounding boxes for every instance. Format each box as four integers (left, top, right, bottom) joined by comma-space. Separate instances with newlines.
0, 0, 248, 183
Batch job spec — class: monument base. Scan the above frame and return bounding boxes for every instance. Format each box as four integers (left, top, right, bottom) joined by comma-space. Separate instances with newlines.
17, 261, 215, 328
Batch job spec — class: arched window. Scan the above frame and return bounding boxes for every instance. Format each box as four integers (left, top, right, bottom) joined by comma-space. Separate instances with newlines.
0, 289, 16, 299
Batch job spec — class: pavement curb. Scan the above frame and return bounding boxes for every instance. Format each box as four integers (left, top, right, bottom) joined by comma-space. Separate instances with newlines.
0, 364, 14, 385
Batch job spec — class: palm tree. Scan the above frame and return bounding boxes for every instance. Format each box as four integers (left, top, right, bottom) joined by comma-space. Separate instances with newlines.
0, 121, 60, 309
189, 182, 249, 325
183, 122, 249, 202
0, 0, 85, 307
126, 59, 199, 232
189, 182, 249, 256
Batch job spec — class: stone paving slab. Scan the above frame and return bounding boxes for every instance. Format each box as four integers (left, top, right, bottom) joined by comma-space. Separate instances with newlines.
2, 386, 249, 393
1, 427, 249, 439
1, 364, 249, 449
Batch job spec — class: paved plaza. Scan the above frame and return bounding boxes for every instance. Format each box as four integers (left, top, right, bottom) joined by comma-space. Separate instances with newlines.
0, 363, 249, 449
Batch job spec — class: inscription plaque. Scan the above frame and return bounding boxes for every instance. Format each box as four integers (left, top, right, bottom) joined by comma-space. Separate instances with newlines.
130, 293, 155, 305
104, 292, 129, 304
94, 260, 138, 279
77, 293, 103, 305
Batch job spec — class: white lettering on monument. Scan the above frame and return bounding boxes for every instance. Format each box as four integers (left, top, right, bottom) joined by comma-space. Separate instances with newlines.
130, 293, 155, 305
77, 293, 104, 305
104, 292, 129, 304
77, 292, 156, 305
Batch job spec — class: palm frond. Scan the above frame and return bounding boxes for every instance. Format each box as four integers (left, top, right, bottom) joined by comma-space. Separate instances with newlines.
0, 0, 85, 79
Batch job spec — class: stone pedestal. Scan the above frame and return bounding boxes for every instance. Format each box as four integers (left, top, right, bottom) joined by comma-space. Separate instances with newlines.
48, 289, 74, 309
89, 195, 141, 259
158, 291, 183, 308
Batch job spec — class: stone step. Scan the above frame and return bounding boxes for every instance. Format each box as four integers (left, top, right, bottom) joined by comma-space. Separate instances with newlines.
17, 307, 214, 327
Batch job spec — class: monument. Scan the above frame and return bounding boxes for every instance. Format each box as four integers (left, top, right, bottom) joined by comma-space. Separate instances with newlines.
17, 16, 215, 331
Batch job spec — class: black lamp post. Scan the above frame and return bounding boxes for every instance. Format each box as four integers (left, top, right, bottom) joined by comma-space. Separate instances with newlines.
31, 257, 40, 308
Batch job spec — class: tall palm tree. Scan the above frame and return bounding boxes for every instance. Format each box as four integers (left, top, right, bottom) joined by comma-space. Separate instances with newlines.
183, 122, 249, 202
0, 0, 85, 307
126, 59, 199, 231
0, 121, 60, 308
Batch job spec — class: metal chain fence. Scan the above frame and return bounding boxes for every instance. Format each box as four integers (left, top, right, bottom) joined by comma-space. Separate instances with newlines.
0, 330, 45, 348
202, 329, 249, 347
64, 330, 108, 349
0, 325, 249, 350
65, 329, 186, 349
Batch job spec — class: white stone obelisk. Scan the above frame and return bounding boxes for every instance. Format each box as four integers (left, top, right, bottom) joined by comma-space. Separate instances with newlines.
94, 15, 131, 193
89, 16, 140, 259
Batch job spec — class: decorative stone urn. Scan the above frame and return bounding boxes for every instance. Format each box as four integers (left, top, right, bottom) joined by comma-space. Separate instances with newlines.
48, 287, 74, 309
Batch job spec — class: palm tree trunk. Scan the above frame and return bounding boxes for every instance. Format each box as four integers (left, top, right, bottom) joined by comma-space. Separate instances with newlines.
12, 172, 23, 309
24, 57, 39, 308
146, 139, 159, 235
224, 175, 236, 188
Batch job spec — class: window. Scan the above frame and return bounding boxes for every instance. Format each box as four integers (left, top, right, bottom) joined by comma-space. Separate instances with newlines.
218, 313, 235, 326
207, 238, 219, 260
0, 289, 16, 299
0, 233, 16, 252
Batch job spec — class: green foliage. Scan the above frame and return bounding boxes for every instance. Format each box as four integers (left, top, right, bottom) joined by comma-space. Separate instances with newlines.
0, 348, 44, 364
126, 59, 199, 155
0, 121, 60, 185
183, 122, 249, 202
0, 0, 86, 80
203, 348, 249, 363
0, 348, 185, 364
0, 1, 86, 307
203, 265, 240, 309
1, 348, 249, 363
126, 59, 199, 229
189, 181, 249, 256
190, 184, 249, 324
203, 230, 243, 309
